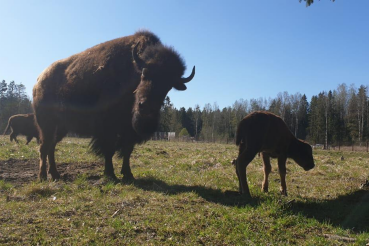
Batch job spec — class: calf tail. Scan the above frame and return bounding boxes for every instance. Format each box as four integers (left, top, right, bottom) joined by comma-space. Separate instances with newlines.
3, 121, 10, 135
235, 122, 244, 146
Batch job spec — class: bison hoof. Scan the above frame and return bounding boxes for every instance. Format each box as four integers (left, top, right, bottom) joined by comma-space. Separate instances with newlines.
49, 172, 61, 181
262, 186, 269, 193
280, 190, 288, 196
240, 191, 252, 200
104, 174, 118, 183
38, 173, 48, 182
122, 175, 135, 184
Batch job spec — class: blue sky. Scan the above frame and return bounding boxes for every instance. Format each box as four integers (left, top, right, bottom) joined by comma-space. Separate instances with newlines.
1, 0, 368, 109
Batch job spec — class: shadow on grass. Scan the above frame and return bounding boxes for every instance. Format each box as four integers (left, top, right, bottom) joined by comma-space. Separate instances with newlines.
131, 177, 369, 232
131, 176, 264, 207
290, 189, 369, 232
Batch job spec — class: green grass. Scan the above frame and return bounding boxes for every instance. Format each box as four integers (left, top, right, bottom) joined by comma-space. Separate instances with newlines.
0, 135, 368, 245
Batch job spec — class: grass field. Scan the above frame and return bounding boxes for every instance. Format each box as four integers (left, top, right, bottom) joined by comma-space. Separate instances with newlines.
0, 135, 369, 245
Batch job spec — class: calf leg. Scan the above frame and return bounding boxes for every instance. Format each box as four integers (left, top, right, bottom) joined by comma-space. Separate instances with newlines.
277, 156, 288, 196
261, 153, 272, 192
120, 144, 135, 181
236, 147, 257, 197
10, 132, 19, 144
26, 136, 33, 145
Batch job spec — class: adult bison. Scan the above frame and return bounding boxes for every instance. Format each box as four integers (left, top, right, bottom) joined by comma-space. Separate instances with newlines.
33, 31, 195, 181
3, 113, 40, 145
234, 111, 314, 198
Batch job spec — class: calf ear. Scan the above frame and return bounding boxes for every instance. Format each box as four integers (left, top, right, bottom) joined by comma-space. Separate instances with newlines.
173, 83, 187, 91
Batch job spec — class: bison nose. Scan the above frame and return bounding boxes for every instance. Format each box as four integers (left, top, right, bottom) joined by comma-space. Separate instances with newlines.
304, 163, 315, 171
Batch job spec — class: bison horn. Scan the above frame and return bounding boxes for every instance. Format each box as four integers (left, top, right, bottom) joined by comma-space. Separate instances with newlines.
181, 66, 195, 83
132, 42, 145, 71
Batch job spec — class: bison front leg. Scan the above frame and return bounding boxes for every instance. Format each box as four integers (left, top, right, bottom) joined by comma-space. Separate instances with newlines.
236, 148, 257, 198
277, 156, 288, 196
104, 154, 118, 181
120, 144, 135, 182
261, 153, 271, 193
236, 161, 251, 198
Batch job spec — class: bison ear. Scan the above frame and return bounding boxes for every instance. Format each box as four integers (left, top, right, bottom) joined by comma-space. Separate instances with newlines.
173, 83, 187, 91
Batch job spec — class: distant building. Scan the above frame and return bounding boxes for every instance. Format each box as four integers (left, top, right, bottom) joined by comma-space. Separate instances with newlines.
152, 132, 176, 141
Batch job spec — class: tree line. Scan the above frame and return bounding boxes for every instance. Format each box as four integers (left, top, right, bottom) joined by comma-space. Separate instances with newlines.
0, 80, 33, 131
1, 79, 368, 148
159, 83, 369, 148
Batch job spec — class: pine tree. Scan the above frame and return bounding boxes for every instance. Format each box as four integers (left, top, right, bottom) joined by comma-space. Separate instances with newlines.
158, 96, 173, 132
297, 94, 309, 139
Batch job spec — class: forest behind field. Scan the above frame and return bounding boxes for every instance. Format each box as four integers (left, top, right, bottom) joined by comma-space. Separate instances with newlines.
0, 80, 32, 132
1, 79, 369, 148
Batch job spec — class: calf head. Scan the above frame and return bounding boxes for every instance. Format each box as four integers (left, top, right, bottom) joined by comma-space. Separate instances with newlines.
290, 140, 315, 171
131, 43, 195, 138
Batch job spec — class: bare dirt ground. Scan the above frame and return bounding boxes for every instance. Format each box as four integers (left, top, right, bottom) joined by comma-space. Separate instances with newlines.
0, 159, 104, 187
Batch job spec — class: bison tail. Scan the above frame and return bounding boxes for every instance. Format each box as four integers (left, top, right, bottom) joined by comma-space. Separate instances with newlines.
3, 122, 10, 135
235, 123, 244, 146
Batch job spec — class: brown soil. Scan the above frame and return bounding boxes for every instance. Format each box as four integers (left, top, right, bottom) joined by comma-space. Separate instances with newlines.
0, 158, 104, 187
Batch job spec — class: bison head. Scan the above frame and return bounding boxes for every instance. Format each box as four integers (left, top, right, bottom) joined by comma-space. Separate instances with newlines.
291, 140, 315, 171
131, 43, 195, 138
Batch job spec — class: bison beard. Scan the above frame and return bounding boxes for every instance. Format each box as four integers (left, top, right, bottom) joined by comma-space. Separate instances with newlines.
32, 30, 195, 181
132, 113, 160, 138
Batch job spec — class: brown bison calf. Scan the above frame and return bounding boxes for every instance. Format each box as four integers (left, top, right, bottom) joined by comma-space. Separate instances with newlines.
3, 114, 40, 145
234, 111, 315, 198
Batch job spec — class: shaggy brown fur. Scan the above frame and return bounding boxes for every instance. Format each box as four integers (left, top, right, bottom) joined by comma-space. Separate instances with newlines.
234, 111, 315, 198
3, 114, 39, 145
32, 31, 195, 181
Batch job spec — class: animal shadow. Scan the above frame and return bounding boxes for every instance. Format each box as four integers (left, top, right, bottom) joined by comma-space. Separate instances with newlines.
132, 176, 262, 207
290, 189, 369, 232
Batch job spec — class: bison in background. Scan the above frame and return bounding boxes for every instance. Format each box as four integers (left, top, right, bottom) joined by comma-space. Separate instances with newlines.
234, 111, 315, 198
32, 30, 195, 181
3, 114, 40, 145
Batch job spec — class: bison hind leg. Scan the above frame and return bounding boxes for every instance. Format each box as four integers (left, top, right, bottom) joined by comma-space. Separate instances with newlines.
10, 132, 19, 143
277, 156, 288, 196
37, 123, 67, 181
48, 126, 68, 180
47, 143, 61, 180
261, 153, 272, 193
